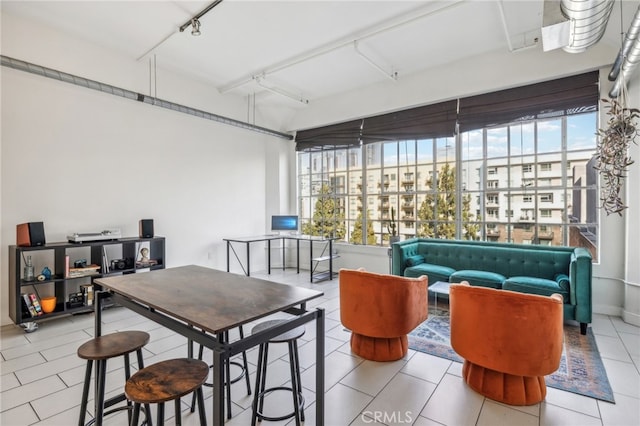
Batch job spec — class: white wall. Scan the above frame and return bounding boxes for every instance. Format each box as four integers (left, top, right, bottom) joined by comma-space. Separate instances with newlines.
1, 11, 293, 326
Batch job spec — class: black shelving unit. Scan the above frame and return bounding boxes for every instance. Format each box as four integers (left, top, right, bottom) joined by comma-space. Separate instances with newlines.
309, 238, 338, 283
9, 236, 165, 329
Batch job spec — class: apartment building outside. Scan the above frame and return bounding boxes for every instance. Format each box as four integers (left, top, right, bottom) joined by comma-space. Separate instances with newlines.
298, 112, 599, 260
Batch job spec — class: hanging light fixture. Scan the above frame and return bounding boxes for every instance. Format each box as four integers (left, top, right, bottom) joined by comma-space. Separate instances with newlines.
191, 18, 201, 36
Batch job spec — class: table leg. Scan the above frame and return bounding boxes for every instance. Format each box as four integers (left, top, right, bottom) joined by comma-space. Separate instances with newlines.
94, 290, 103, 338
309, 241, 313, 282
212, 347, 225, 426
187, 325, 194, 359
316, 308, 325, 426
268, 239, 271, 274
246, 242, 251, 276
226, 241, 230, 272
329, 240, 333, 279
296, 240, 300, 273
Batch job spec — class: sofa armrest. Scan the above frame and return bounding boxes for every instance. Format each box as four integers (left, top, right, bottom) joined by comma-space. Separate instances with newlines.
570, 248, 593, 324
391, 239, 420, 276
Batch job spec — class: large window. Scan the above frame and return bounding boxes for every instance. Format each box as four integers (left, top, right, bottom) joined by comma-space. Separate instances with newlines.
296, 73, 599, 259
297, 110, 599, 258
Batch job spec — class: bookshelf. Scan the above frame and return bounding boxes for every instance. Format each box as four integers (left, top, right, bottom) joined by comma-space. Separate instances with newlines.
8, 236, 165, 330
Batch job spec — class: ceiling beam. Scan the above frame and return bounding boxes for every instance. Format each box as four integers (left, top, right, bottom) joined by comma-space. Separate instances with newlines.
217, 0, 467, 94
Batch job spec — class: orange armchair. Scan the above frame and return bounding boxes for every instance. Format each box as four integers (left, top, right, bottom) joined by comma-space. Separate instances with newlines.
339, 268, 428, 362
450, 282, 564, 405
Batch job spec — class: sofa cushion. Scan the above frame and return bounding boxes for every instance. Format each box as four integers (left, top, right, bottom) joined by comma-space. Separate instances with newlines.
405, 255, 425, 267
405, 263, 455, 283
450, 270, 505, 289
503, 276, 569, 303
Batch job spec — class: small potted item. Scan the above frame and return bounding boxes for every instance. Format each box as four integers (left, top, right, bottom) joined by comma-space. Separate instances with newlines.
387, 207, 400, 245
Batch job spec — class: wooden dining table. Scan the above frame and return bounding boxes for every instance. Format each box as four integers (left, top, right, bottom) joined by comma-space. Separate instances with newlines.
93, 265, 325, 426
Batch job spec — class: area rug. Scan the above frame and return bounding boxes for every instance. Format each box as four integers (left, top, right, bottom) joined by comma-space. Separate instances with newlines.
408, 307, 615, 403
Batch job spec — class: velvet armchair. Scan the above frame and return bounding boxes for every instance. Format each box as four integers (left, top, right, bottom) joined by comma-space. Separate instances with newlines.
449, 282, 564, 405
339, 268, 428, 361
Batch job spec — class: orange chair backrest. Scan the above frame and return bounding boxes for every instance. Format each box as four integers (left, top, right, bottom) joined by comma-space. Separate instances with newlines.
339, 268, 428, 338
450, 283, 564, 377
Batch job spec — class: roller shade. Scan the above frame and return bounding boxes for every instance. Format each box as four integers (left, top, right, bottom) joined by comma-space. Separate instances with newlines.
295, 119, 363, 151
457, 71, 599, 132
361, 100, 458, 143
295, 71, 599, 150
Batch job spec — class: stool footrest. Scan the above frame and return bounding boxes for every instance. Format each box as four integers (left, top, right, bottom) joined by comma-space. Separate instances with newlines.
253, 386, 304, 422
202, 360, 246, 388
103, 392, 127, 409
83, 405, 135, 426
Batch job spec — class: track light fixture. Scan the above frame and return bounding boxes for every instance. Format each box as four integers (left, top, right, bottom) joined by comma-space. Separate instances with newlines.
191, 19, 201, 36
178, 1, 223, 35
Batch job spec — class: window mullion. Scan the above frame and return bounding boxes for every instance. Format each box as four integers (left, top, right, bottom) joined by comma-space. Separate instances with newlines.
561, 116, 568, 246
455, 132, 463, 240
362, 145, 368, 245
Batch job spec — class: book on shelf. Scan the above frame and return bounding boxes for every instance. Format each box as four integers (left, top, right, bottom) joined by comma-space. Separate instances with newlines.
80, 284, 94, 306
21, 293, 38, 318
29, 293, 43, 316
102, 247, 109, 274
68, 264, 101, 278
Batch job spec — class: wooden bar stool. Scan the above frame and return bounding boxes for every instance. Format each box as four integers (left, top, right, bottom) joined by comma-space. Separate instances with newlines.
125, 358, 209, 426
77, 330, 151, 426
251, 319, 305, 426
190, 326, 251, 419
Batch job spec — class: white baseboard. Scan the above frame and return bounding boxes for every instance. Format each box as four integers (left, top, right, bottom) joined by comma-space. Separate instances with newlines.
622, 309, 640, 327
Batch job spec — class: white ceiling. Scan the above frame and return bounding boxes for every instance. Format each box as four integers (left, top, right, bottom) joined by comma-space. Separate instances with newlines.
2, 0, 636, 109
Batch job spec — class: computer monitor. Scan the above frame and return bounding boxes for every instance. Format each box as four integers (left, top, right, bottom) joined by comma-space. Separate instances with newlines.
271, 215, 299, 232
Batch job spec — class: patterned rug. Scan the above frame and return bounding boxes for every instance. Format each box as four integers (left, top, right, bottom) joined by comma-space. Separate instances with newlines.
408, 306, 615, 403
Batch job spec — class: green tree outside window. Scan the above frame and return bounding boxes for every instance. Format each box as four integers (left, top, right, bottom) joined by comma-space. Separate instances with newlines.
417, 163, 478, 239
302, 184, 346, 239
350, 209, 376, 244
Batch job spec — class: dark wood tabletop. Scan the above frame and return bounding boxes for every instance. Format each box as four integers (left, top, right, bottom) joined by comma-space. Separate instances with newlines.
94, 265, 323, 334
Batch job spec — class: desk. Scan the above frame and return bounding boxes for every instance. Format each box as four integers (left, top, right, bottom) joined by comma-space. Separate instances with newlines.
224, 234, 337, 282
93, 265, 325, 426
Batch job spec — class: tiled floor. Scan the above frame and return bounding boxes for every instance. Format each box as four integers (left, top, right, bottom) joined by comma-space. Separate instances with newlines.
1, 269, 639, 425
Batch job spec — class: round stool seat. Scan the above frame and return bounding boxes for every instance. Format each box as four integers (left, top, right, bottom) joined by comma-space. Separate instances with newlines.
251, 319, 305, 342
125, 358, 209, 404
77, 331, 151, 426
78, 331, 150, 360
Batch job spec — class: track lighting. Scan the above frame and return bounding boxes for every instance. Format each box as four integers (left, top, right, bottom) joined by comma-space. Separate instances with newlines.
191, 18, 201, 36
178, 1, 223, 35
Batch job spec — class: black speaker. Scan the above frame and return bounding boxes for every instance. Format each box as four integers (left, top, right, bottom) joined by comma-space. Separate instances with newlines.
17, 222, 46, 247
139, 219, 154, 238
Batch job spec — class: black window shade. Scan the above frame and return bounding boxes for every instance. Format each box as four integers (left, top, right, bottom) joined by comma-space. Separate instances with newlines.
295, 71, 599, 151
457, 71, 599, 132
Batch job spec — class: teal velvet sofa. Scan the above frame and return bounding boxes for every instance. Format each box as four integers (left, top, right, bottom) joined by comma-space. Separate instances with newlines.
391, 238, 593, 334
